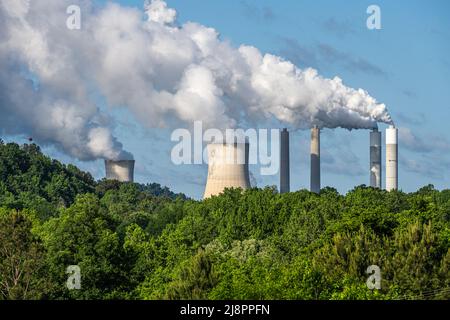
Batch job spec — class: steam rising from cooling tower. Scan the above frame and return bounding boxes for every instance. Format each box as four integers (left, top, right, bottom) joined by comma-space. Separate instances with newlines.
203, 142, 251, 198
0, 0, 392, 163
105, 160, 135, 182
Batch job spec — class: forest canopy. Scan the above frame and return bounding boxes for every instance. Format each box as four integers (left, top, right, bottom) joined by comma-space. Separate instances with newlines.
0, 141, 448, 300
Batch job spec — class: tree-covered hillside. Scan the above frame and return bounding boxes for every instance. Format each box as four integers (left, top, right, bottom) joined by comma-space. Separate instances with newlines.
0, 140, 449, 300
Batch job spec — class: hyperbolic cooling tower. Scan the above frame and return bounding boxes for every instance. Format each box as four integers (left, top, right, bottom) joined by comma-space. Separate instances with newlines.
280, 128, 290, 193
370, 128, 382, 188
105, 160, 135, 182
310, 126, 321, 193
203, 142, 251, 199
385, 125, 398, 191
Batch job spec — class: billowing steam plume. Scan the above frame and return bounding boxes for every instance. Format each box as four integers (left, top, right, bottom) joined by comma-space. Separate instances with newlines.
0, 0, 392, 161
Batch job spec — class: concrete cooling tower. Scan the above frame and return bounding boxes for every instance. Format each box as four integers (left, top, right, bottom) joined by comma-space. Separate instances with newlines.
203, 142, 251, 199
370, 128, 382, 188
105, 160, 135, 182
385, 125, 398, 191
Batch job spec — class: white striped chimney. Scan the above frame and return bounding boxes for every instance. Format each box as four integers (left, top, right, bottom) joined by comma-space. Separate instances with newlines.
385, 125, 398, 191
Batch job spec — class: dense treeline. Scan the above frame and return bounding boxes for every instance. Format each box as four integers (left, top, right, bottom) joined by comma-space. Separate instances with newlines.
0, 141, 449, 300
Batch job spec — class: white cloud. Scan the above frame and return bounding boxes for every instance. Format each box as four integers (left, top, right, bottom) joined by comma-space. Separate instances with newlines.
0, 0, 392, 162
144, 0, 176, 25
399, 127, 450, 154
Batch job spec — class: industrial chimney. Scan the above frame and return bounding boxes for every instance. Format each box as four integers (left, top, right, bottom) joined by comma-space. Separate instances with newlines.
310, 125, 320, 193
105, 160, 135, 182
280, 128, 290, 193
370, 128, 382, 188
385, 125, 398, 191
203, 141, 251, 199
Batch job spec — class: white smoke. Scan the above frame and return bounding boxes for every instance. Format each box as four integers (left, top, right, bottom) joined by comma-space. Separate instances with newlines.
145, 0, 176, 25
0, 0, 134, 160
0, 0, 391, 161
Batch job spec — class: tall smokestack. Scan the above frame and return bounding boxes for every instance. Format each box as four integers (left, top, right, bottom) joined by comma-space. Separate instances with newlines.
370, 128, 382, 188
105, 160, 135, 182
385, 125, 398, 191
310, 125, 320, 193
203, 141, 251, 199
280, 128, 290, 193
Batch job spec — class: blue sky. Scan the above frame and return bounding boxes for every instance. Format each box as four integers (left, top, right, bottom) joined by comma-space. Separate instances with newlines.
5, 0, 450, 198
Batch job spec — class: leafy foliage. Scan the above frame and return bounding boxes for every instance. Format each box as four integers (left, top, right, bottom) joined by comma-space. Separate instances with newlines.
0, 142, 449, 300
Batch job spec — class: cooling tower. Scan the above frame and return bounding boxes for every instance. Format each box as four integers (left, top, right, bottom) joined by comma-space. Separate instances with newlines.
105, 160, 135, 182
203, 142, 251, 199
370, 128, 382, 188
280, 128, 290, 193
310, 126, 321, 193
386, 125, 398, 191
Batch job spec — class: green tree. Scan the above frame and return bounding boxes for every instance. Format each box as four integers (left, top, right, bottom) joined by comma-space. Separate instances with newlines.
0, 209, 51, 299
40, 194, 132, 299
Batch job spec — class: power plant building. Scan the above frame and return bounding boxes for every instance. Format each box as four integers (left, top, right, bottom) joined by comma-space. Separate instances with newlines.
100, 122, 397, 198
203, 142, 251, 199
105, 160, 135, 182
